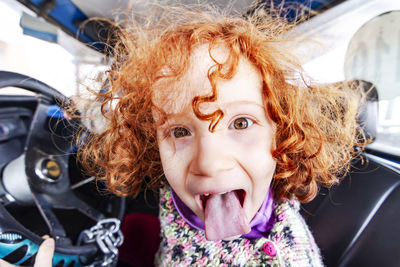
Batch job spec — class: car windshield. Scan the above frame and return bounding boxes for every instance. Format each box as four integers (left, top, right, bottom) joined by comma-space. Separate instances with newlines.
0, 1, 104, 97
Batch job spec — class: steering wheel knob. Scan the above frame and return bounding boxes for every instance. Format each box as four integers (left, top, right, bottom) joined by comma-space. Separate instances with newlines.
35, 158, 62, 182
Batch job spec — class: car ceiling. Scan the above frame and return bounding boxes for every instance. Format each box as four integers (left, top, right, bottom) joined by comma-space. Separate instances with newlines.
16, 0, 346, 52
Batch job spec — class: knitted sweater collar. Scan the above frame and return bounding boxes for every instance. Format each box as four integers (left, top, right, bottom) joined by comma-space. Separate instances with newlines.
156, 186, 324, 266
171, 188, 275, 238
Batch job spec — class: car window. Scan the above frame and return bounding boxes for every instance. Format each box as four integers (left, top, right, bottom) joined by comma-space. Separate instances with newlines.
296, 0, 400, 158
344, 10, 400, 157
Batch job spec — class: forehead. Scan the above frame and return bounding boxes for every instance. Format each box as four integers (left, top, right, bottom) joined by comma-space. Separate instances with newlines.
152, 44, 263, 114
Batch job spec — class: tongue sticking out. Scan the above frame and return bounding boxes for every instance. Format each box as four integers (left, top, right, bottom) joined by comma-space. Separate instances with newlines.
204, 191, 251, 241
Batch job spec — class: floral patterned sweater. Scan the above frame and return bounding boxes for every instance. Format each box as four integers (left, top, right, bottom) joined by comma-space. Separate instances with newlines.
155, 186, 323, 266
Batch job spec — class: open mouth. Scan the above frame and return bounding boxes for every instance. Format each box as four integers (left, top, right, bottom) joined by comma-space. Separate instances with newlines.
200, 189, 246, 210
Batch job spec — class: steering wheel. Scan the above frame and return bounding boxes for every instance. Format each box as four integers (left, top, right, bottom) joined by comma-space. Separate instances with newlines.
0, 71, 124, 267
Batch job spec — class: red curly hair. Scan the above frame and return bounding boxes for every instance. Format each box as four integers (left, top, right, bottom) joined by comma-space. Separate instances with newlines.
79, 5, 365, 202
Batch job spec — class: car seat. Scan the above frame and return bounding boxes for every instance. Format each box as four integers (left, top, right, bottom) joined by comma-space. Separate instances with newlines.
301, 80, 400, 266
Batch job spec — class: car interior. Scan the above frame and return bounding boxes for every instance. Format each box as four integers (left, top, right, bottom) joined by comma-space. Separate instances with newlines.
0, 0, 399, 266
301, 80, 400, 266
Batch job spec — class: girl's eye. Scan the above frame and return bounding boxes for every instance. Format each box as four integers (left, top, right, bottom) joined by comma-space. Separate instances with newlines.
230, 117, 254, 130
172, 127, 191, 138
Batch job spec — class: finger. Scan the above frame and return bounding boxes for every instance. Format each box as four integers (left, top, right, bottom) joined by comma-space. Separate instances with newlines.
0, 259, 16, 267
34, 238, 55, 267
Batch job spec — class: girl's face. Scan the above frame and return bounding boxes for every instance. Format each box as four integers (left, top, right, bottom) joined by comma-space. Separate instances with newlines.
156, 45, 276, 240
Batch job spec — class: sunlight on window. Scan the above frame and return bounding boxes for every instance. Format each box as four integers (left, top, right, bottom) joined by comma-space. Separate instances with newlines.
0, 1, 76, 96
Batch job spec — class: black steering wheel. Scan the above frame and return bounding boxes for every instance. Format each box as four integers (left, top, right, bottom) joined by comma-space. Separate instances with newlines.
0, 71, 124, 267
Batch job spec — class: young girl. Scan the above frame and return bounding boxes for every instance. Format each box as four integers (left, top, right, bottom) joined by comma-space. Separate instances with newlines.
75, 6, 365, 266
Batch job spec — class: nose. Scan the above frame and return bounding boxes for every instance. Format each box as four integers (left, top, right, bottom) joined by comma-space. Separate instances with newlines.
189, 133, 235, 177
